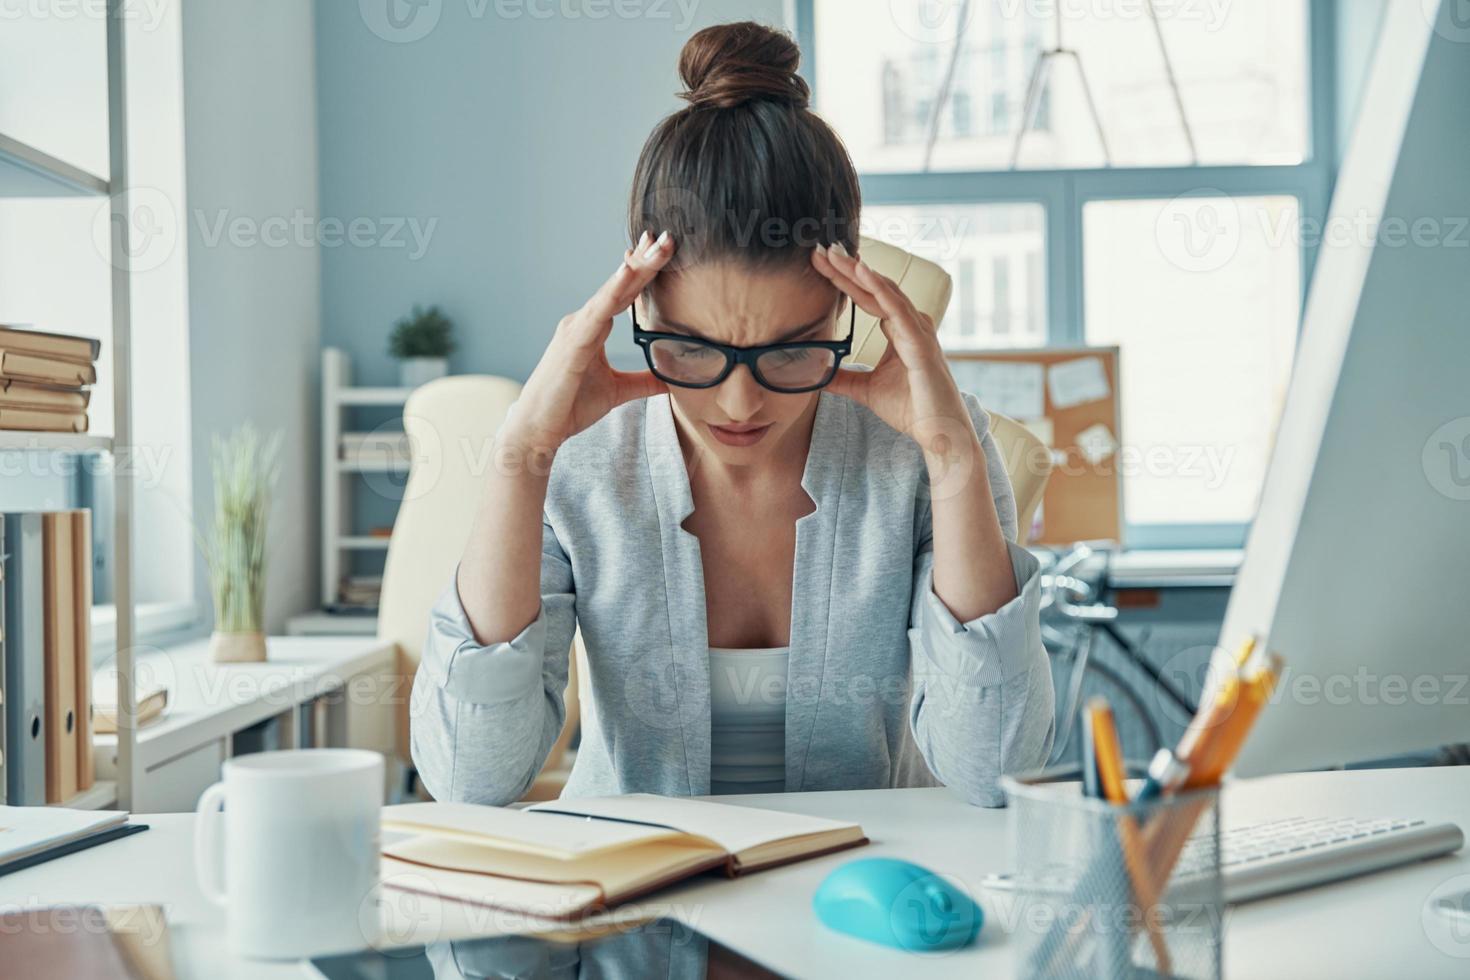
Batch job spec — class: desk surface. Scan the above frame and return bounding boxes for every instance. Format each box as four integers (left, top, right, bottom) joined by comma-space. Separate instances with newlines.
4, 768, 1468, 979
93, 635, 396, 771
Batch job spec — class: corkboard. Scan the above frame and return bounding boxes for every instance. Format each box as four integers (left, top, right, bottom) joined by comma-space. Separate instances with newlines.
947, 347, 1123, 546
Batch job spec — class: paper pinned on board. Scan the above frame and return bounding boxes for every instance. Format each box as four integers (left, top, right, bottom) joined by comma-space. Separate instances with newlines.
1047, 356, 1110, 409
948, 359, 1045, 420
1076, 423, 1119, 465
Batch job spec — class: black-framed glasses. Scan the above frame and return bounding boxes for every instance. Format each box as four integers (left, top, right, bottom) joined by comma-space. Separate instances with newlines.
631, 300, 855, 393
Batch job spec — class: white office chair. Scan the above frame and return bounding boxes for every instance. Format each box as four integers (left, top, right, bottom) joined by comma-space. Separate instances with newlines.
377, 374, 583, 800
847, 235, 1051, 543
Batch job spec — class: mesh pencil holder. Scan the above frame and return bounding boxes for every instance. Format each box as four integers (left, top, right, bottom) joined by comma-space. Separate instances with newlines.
1002, 769, 1224, 980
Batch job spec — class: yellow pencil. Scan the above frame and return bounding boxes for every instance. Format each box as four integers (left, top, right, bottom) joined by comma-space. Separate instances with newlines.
1091, 700, 1173, 975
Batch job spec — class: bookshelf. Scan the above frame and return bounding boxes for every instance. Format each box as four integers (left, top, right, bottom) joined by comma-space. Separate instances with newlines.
0, 131, 110, 198
320, 347, 412, 619
1, 3, 139, 811
0, 432, 113, 453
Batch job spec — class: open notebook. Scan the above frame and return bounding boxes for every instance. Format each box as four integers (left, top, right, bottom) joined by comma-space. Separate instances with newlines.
379, 794, 868, 919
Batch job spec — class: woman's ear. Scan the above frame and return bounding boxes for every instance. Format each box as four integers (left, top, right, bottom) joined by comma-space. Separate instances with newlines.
835, 290, 852, 323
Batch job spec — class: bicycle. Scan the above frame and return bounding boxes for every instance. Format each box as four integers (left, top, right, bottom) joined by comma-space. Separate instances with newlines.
1038, 541, 1200, 767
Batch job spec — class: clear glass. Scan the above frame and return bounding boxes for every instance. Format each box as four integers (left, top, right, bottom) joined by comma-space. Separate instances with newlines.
647, 337, 729, 384
1083, 194, 1301, 527
862, 202, 1047, 349
753, 345, 840, 389
1003, 773, 1224, 980
814, 0, 1308, 172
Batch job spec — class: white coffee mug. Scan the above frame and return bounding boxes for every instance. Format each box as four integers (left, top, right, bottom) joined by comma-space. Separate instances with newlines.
195, 748, 384, 959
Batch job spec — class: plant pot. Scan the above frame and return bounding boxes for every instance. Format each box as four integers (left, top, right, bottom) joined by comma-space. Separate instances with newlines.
399, 357, 448, 387
209, 630, 267, 664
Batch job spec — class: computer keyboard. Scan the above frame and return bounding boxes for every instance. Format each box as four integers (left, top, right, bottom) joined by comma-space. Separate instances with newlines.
1185, 815, 1464, 904
985, 815, 1464, 905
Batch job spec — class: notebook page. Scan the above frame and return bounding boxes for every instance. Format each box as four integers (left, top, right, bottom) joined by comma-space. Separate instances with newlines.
381, 802, 684, 861
0, 807, 128, 865
526, 794, 861, 857
380, 853, 604, 919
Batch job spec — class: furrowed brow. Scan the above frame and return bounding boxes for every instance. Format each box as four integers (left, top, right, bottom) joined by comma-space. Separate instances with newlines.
656, 315, 829, 344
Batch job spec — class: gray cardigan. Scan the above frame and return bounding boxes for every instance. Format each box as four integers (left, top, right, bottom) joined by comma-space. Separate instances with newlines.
411, 390, 1055, 807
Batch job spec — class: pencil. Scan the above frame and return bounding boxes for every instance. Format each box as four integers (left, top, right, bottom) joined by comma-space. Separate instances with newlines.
1081, 700, 1102, 799
1091, 699, 1173, 975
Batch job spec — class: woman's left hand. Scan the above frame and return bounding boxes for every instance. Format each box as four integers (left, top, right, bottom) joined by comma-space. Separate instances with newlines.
812, 242, 976, 455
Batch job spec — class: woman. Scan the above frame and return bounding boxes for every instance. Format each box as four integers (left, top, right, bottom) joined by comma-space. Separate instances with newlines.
411, 21, 1054, 808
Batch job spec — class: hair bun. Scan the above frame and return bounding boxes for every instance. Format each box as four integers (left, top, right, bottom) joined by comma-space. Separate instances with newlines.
677, 21, 810, 111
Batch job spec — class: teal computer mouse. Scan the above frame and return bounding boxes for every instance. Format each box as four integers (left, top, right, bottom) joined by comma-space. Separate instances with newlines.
812, 857, 983, 952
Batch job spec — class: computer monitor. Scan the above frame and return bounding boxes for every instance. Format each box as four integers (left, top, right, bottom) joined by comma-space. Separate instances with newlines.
1229, 0, 1470, 776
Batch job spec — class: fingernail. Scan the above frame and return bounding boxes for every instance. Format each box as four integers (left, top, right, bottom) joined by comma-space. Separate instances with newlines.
644, 230, 669, 259
830, 241, 848, 257
813, 243, 827, 255
636, 230, 650, 252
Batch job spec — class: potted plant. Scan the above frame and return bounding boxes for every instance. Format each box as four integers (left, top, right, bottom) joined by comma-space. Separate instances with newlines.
196, 424, 282, 663
389, 304, 455, 387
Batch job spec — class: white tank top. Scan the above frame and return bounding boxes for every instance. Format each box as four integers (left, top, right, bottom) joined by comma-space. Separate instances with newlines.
707, 646, 789, 795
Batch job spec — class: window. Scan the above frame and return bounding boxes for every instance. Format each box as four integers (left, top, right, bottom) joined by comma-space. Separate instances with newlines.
1084, 196, 1300, 528
814, 0, 1309, 173
803, 0, 1331, 548
861, 202, 1047, 349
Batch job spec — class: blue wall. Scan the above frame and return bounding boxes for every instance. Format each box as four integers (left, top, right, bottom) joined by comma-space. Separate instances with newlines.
313, 0, 786, 386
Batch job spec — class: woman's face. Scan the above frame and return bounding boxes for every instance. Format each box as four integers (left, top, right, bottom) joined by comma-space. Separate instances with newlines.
640, 261, 844, 469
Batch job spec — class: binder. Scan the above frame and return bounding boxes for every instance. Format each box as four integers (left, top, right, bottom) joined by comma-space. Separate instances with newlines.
72, 511, 94, 791
42, 513, 78, 804
2, 512, 47, 805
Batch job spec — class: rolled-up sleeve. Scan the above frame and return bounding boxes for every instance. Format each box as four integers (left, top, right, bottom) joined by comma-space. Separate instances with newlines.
906, 395, 1056, 807
409, 518, 578, 806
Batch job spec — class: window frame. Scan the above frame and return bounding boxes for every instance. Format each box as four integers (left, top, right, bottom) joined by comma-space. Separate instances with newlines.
796, 0, 1337, 549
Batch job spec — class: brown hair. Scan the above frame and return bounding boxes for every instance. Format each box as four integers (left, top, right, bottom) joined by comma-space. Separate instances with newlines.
627, 21, 861, 275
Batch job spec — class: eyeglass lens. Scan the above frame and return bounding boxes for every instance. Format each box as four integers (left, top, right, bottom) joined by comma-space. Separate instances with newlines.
645, 338, 838, 390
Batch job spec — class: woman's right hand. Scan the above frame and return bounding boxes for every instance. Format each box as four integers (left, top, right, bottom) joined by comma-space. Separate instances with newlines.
501, 231, 675, 455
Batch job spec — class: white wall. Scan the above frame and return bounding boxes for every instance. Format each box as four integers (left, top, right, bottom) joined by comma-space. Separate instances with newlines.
181, 0, 322, 634
313, 0, 789, 385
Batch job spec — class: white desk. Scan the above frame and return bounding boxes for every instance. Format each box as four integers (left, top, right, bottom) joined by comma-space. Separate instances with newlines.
92, 636, 398, 811
4, 768, 1467, 978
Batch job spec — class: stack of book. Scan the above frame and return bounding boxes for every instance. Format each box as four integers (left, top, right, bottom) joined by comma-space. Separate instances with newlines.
0, 326, 100, 434
339, 430, 410, 468
2, 510, 97, 805
329, 574, 382, 613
